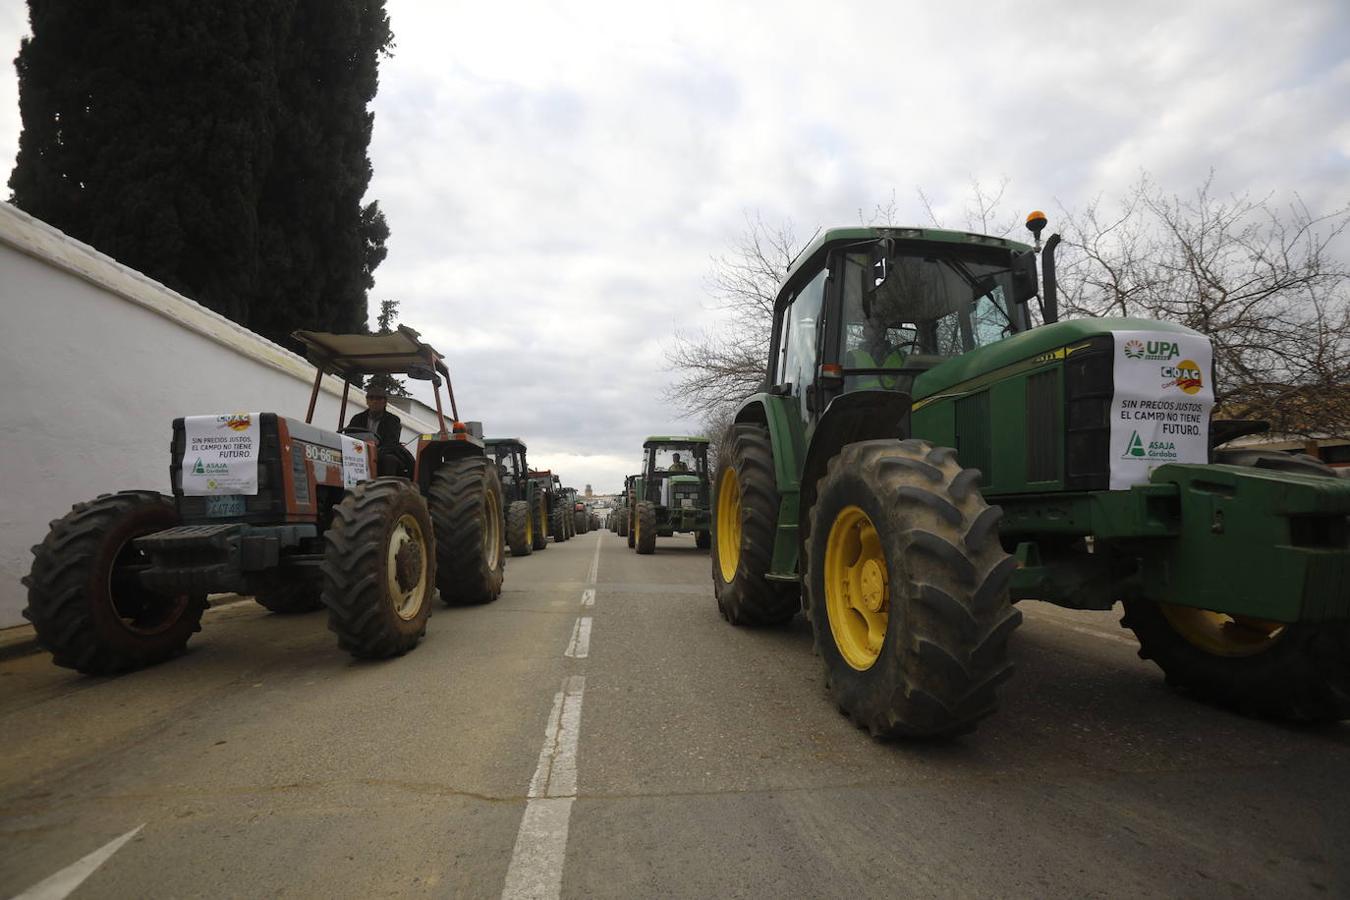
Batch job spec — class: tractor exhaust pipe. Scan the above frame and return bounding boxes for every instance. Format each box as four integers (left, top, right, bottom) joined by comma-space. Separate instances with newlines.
1041, 232, 1061, 324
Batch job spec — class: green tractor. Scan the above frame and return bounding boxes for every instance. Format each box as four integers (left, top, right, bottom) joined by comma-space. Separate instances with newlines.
558, 487, 580, 537
616, 476, 635, 540
630, 437, 713, 554
711, 216, 1350, 739
528, 470, 569, 542
23, 327, 505, 674
487, 438, 548, 556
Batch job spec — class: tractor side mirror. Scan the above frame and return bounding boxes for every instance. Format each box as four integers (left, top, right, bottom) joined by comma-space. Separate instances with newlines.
1010, 250, 1039, 304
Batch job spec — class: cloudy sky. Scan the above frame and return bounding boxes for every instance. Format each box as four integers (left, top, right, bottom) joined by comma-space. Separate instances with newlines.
3, 1, 1348, 492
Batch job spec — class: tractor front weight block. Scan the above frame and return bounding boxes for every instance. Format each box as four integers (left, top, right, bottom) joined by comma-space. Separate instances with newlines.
135, 523, 319, 595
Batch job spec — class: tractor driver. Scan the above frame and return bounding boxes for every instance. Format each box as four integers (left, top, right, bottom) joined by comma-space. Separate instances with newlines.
348, 384, 403, 447
668, 453, 690, 472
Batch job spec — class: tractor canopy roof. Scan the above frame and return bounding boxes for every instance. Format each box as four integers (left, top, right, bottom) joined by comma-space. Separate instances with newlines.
643, 436, 710, 448
781, 226, 1034, 298
485, 437, 527, 450
292, 326, 451, 382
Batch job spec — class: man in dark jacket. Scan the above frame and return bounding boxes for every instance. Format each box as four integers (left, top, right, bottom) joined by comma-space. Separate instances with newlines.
347, 384, 402, 448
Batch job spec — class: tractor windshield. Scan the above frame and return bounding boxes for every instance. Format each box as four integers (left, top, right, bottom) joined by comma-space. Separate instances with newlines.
649, 445, 708, 477
838, 247, 1016, 391
491, 444, 520, 484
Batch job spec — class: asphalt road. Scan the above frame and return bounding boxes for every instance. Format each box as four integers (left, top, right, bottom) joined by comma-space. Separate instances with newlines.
2, 529, 1348, 899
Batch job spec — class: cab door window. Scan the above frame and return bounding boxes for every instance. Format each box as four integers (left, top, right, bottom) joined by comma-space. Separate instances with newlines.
775, 267, 827, 420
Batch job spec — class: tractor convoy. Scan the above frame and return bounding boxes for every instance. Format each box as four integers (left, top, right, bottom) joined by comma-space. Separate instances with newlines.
19, 214, 1350, 743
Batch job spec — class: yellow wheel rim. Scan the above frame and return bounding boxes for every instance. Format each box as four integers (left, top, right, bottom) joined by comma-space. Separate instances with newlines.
1160, 604, 1286, 658
824, 505, 889, 671
484, 488, 502, 570
525, 505, 534, 544
716, 468, 742, 582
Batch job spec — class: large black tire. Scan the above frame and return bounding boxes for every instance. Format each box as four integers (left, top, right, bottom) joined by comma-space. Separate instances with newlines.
574, 510, 589, 535
550, 505, 568, 542
806, 439, 1021, 739
711, 425, 799, 626
616, 507, 628, 537
322, 478, 435, 659
634, 501, 657, 555
254, 581, 324, 614
1122, 451, 1350, 722
23, 491, 207, 674
626, 507, 636, 547
695, 530, 711, 550
507, 500, 533, 557
532, 497, 549, 551
427, 456, 505, 605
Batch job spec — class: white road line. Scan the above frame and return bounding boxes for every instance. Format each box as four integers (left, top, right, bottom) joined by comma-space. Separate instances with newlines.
564, 617, 592, 659
586, 531, 602, 584
13, 825, 144, 900
503, 676, 585, 900
580, 589, 595, 608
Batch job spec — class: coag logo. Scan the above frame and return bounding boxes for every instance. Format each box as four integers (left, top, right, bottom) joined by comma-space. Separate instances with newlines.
217, 414, 252, 432
1161, 359, 1204, 395
1124, 340, 1145, 359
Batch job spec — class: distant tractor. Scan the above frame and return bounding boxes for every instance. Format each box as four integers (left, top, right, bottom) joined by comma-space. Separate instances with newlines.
23, 327, 505, 674
573, 496, 591, 535
712, 217, 1350, 738
487, 438, 548, 556
630, 437, 713, 554
620, 475, 637, 544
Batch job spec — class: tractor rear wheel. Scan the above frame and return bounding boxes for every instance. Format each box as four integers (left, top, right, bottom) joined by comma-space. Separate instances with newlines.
1122, 450, 1349, 721
712, 424, 798, 626
532, 497, 549, 551
626, 508, 636, 547
322, 478, 435, 658
550, 505, 566, 541
427, 457, 505, 605
634, 502, 657, 554
23, 491, 207, 674
254, 581, 323, 614
805, 439, 1021, 739
507, 500, 533, 557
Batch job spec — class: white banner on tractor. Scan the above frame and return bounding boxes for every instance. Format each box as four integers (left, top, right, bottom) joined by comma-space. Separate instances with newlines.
182, 413, 261, 496
340, 435, 371, 489
1109, 331, 1215, 490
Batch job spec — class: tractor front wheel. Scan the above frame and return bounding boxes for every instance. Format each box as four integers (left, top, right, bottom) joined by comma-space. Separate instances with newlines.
695, 530, 711, 550
634, 502, 657, 554
805, 439, 1021, 739
23, 491, 206, 674
1121, 601, 1350, 721
507, 500, 533, 557
712, 424, 798, 626
322, 478, 435, 659
427, 457, 505, 605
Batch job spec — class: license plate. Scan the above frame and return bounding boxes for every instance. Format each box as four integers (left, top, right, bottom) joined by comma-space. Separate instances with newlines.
681, 499, 695, 508
205, 494, 246, 518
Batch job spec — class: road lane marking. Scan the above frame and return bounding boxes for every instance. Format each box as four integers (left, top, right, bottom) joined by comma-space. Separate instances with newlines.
13, 825, 144, 900
580, 589, 595, 608
586, 531, 602, 584
503, 676, 585, 900
564, 617, 592, 659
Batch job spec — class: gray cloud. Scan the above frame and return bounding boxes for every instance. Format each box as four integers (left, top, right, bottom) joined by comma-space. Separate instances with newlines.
3, 0, 1348, 492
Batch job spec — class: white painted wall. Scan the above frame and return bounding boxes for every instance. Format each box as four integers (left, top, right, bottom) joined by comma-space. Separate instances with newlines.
0, 203, 438, 628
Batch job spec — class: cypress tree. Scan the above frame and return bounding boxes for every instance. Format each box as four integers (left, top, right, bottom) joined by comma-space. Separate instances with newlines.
9, 0, 392, 345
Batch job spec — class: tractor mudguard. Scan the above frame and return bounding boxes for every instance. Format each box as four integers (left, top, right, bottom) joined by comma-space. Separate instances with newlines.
734, 394, 807, 577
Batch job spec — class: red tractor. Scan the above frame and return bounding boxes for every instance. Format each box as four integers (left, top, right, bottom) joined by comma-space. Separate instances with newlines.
23, 326, 505, 673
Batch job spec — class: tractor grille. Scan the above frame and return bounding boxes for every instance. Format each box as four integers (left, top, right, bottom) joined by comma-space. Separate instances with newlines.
955, 392, 992, 484
670, 483, 701, 509
1026, 369, 1061, 483
1064, 336, 1114, 490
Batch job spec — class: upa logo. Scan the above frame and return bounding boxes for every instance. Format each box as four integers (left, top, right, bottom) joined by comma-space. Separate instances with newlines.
218, 414, 252, 432
1124, 339, 1145, 359
1125, 338, 1181, 361
1161, 359, 1204, 395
